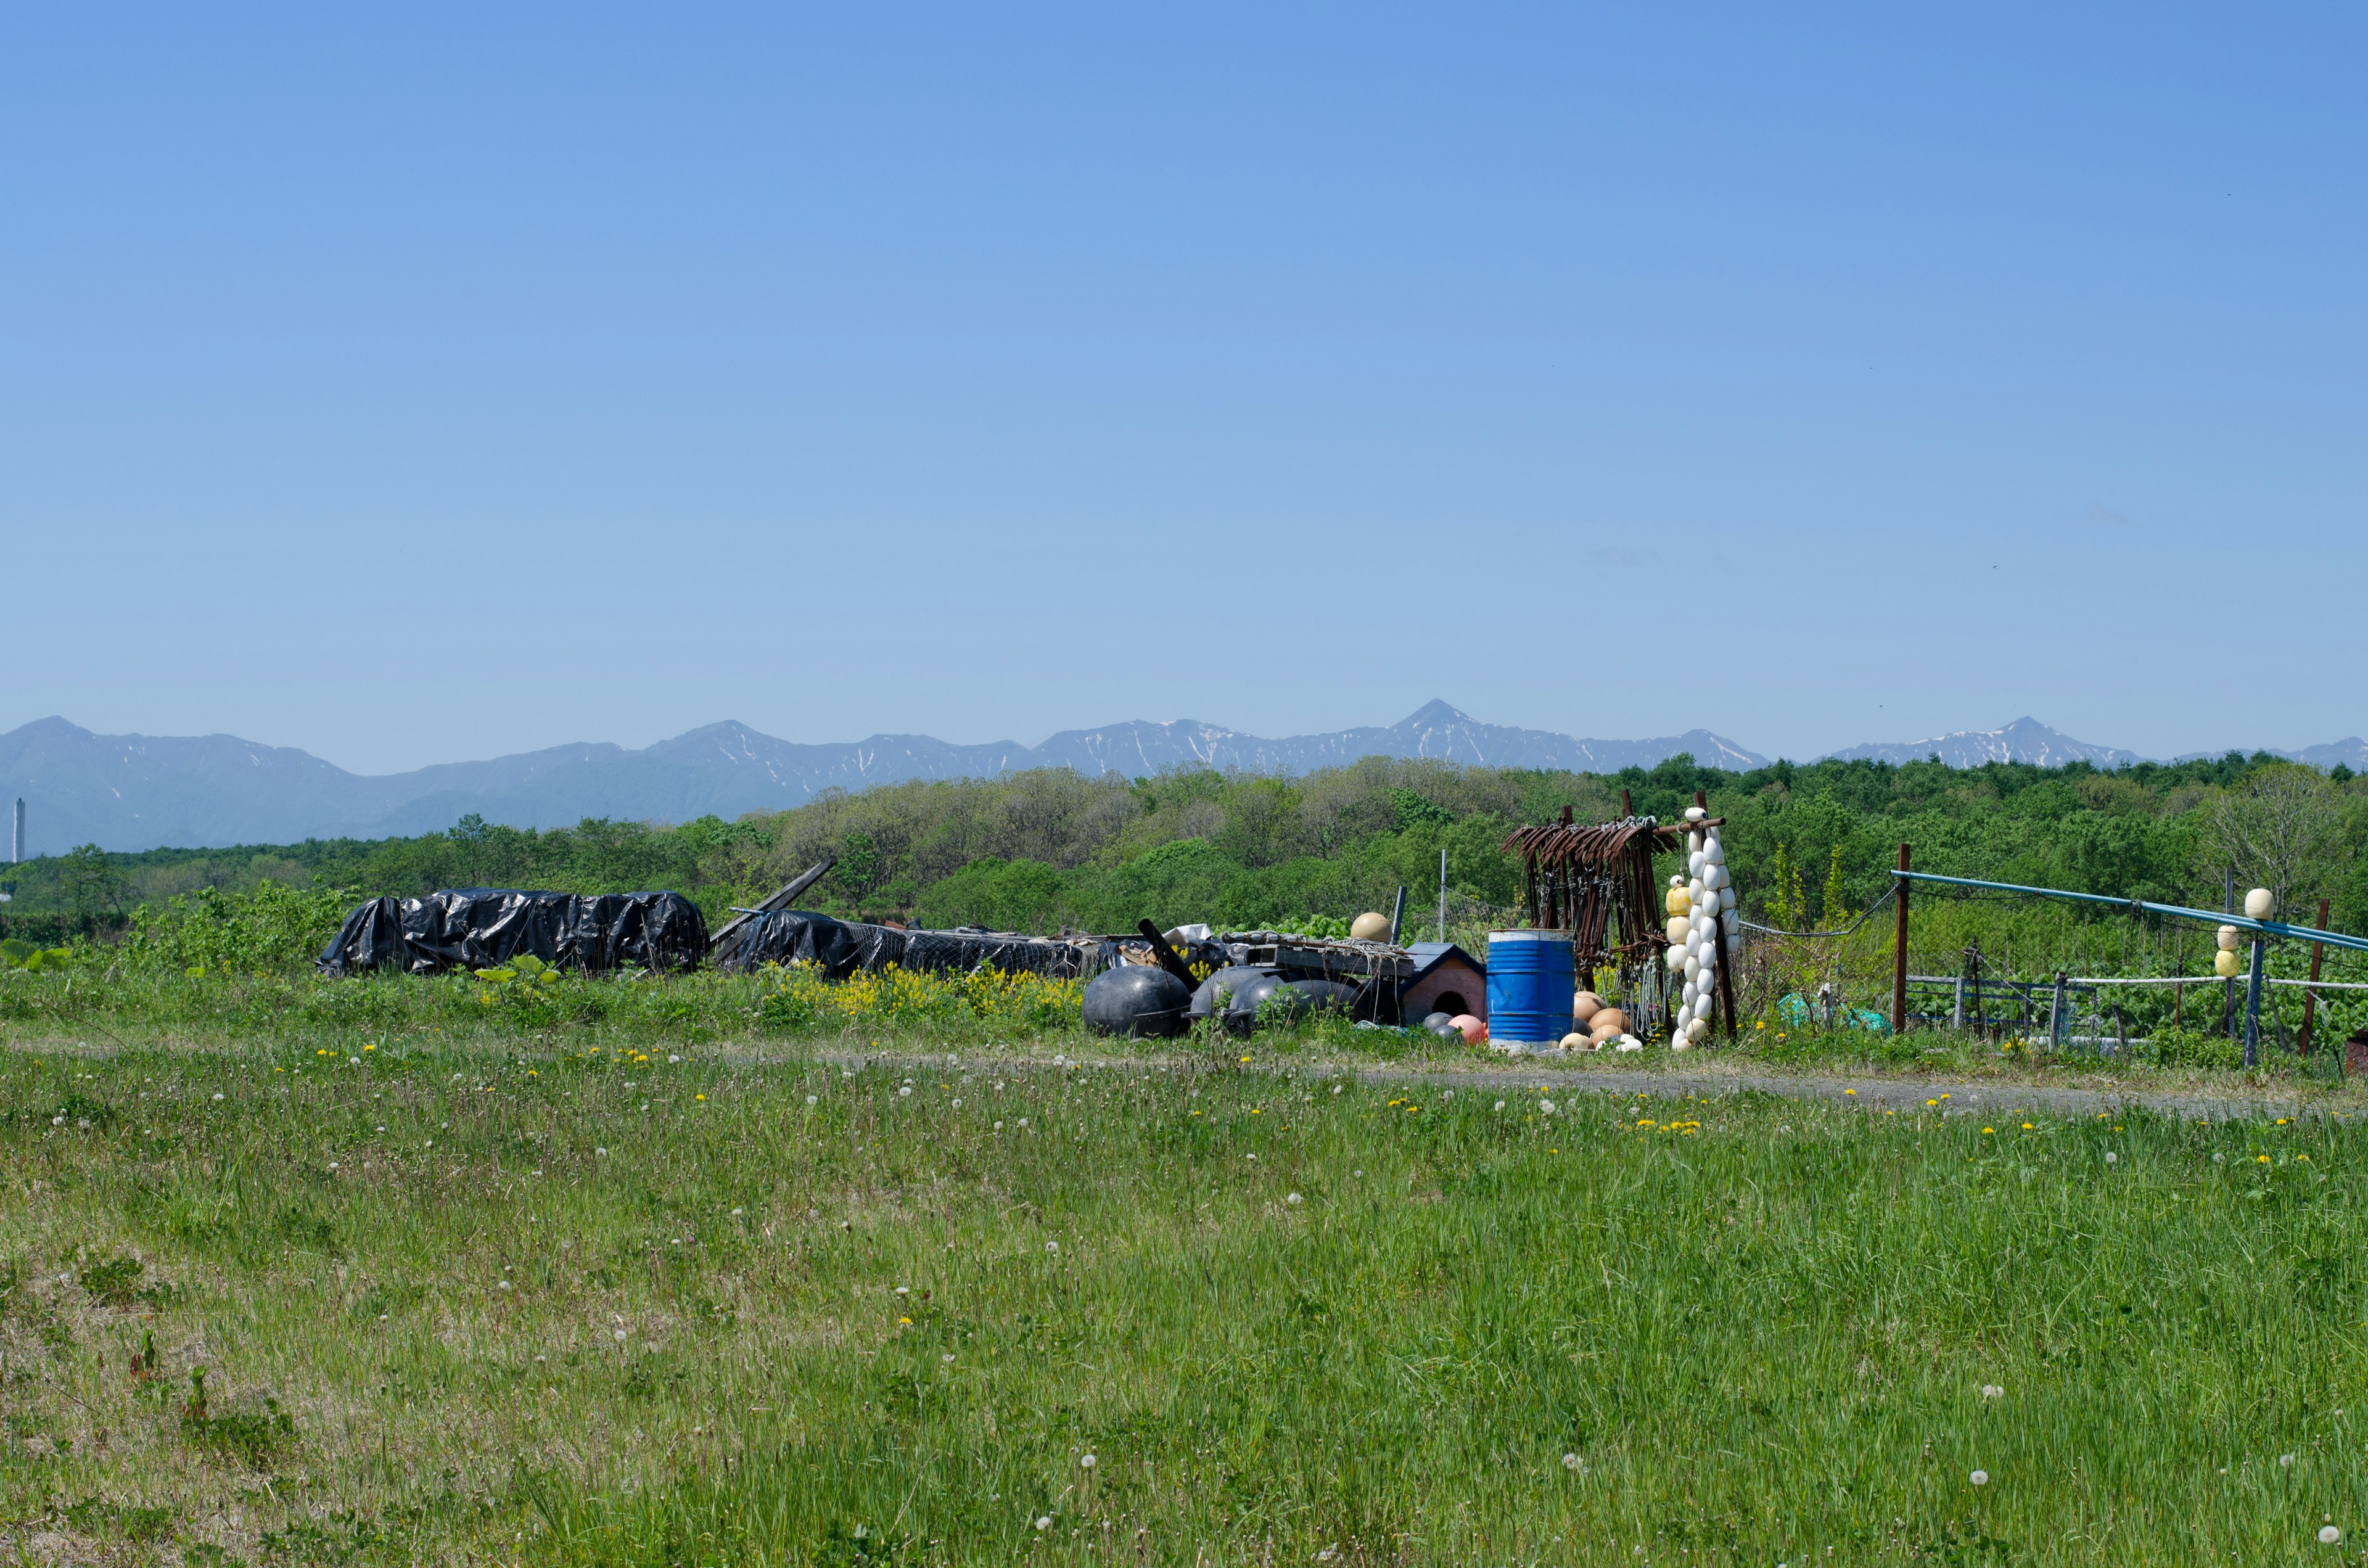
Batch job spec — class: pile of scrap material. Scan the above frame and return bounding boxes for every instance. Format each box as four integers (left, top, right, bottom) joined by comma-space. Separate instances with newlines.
1500, 812, 1687, 967
319, 889, 709, 977
711, 909, 1101, 980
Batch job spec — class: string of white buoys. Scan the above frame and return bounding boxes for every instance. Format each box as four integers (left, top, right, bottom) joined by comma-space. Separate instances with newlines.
1661, 805, 1740, 1048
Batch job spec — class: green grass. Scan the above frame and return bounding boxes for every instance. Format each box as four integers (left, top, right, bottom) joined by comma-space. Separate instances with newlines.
4, 1038, 2367, 1565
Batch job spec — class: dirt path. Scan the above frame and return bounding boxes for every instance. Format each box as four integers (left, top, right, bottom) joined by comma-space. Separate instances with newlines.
814, 1047, 2358, 1123
5, 1032, 2349, 1124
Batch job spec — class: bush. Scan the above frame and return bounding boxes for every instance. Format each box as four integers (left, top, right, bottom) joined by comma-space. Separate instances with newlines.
120, 882, 355, 977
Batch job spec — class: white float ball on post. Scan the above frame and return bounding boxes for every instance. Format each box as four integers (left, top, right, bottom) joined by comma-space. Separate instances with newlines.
2216, 925, 2241, 953
2243, 887, 2274, 921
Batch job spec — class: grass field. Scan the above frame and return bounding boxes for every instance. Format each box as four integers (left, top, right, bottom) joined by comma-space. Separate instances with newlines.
5, 1033, 2367, 1566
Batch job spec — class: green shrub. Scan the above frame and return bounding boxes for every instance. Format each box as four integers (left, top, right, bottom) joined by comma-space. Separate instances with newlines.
121, 882, 355, 977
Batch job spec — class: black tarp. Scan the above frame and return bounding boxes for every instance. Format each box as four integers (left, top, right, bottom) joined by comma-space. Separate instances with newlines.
711, 910, 1095, 980
319, 889, 709, 977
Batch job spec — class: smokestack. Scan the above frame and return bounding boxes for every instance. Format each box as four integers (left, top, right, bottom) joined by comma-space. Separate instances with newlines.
9, 798, 19, 864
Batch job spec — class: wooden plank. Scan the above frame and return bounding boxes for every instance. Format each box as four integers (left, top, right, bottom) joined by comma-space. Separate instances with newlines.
707, 857, 836, 951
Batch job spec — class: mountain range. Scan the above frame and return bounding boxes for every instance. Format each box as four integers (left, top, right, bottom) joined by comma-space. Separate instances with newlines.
0, 703, 1763, 855
3, 705, 2360, 856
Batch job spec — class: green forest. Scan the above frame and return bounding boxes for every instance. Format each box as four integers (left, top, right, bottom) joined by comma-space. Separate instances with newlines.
8, 750, 2367, 969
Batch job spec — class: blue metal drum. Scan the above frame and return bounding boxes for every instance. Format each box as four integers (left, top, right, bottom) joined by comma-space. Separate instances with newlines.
1486, 930, 1575, 1049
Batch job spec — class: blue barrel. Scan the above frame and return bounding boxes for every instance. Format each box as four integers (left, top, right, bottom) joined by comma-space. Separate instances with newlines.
1486, 930, 1575, 1048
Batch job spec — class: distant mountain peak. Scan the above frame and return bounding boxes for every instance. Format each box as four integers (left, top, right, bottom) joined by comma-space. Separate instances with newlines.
1820, 719, 2144, 769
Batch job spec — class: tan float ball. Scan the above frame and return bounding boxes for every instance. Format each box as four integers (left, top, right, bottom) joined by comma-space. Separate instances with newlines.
2213, 948, 2243, 979
2216, 924, 2241, 953
1561, 1032, 1590, 1051
1350, 911, 1392, 942
1572, 991, 1602, 1024
2244, 887, 2274, 921
1665, 914, 1690, 946
1590, 1008, 1627, 1036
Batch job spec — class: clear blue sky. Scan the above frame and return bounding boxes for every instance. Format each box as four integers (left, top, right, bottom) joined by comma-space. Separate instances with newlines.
6, 6, 2361, 774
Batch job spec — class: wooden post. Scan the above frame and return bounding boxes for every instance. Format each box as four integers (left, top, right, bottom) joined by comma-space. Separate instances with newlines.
1621, 789, 1632, 818
2222, 867, 2237, 1038
1697, 791, 1740, 1038
2301, 898, 2330, 1055
1891, 843, 1911, 1036
2243, 935, 2266, 1070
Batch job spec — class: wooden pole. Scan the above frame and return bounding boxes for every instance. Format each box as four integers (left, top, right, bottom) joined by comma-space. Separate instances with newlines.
707, 856, 836, 953
1694, 790, 1740, 1039
1891, 843, 1911, 1036
2301, 898, 2330, 1055
1621, 789, 1632, 818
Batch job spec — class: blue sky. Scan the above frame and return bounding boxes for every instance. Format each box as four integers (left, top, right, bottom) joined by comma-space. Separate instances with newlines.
5, 5, 2361, 774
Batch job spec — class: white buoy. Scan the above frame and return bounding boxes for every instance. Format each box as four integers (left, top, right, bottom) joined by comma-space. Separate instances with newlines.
1684, 953, 1701, 981
1666, 945, 1687, 973
2217, 924, 2241, 952
2244, 887, 2273, 921
1688, 850, 1706, 877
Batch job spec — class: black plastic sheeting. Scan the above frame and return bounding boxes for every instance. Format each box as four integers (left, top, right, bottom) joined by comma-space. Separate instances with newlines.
319, 890, 709, 977
711, 909, 1096, 980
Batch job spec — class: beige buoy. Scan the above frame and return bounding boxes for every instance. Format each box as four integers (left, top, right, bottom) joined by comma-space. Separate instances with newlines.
1350, 911, 1391, 942
2214, 948, 2243, 979
1561, 1032, 1590, 1051
1589, 1008, 1627, 1036
1665, 914, 1690, 946
1572, 991, 1602, 1024
2243, 887, 2274, 921
2216, 924, 2241, 953
1665, 885, 1690, 917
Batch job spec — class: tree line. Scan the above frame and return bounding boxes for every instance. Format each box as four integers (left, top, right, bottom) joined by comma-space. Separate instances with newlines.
7, 749, 2365, 949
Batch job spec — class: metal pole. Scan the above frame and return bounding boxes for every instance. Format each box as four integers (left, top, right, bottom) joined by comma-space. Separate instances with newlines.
1952, 973, 1965, 1030
2301, 898, 2330, 1055
1437, 846, 1447, 944
2244, 935, 2266, 1070
1892, 843, 1911, 1036
2051, 972, 2068, 1048
9, 798, 20, 864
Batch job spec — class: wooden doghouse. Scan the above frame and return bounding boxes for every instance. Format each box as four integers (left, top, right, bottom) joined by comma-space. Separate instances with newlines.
1402, 941, 1488, 1020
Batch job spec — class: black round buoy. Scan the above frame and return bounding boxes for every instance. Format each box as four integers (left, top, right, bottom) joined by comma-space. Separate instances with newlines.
1223, 972, 1310, 1033
1421, 1010, 1460, 1037
1190, 965, 1278, 1026
1083, 965, 1192, 1037
1288, 979, 1360, 1016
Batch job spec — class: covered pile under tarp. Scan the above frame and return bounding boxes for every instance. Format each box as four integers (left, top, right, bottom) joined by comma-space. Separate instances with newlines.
712, 910, 1099, 980
319, 890, 710, 977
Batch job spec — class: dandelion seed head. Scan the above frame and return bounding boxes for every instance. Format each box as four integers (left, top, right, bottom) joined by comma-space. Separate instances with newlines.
1981, 1385, 2002, 1399
1561, 1452, 1582, 1471
1286, 1192, 1303, 1205
1045, 1241, 1059, 1254
1080, 1453, 1096, 1468
1969, 1470, 1988, 1486
2322, 1525, 2343, 1545
1035, 1516, 1053, 1531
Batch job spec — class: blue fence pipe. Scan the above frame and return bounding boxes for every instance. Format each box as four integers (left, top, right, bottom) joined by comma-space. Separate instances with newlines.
1891, 870, 2368, 957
